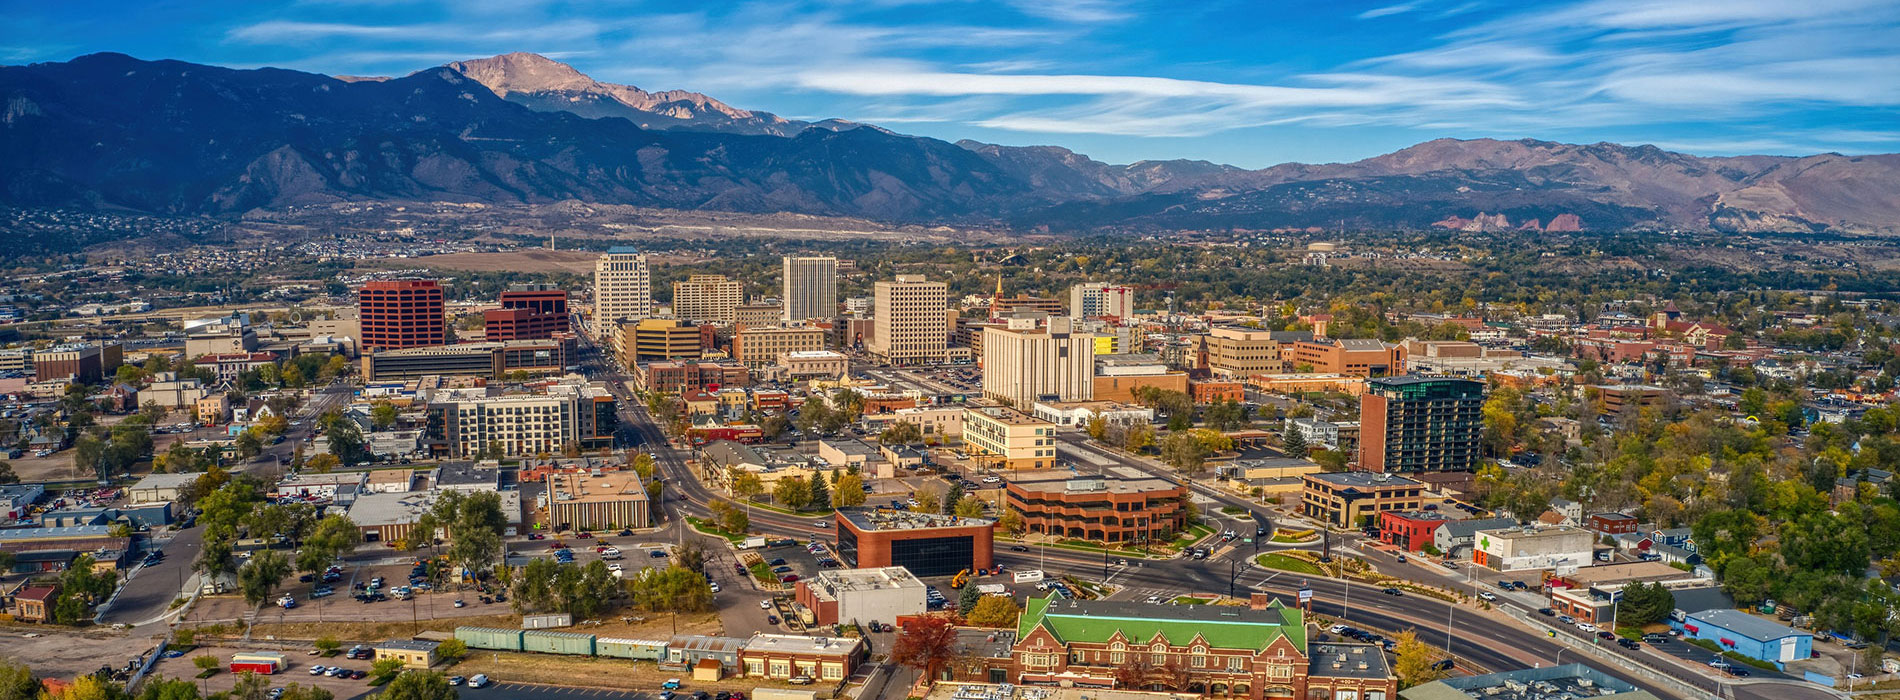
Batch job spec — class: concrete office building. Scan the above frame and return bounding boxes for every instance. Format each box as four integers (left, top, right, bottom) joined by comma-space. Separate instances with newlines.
782, 256, 838, 324
428, 381, 617, 458
964, 405, 1058, 470
593, 248, 654, 337
184, 315, 257, 357
733, 326, 826, 368
614, 318, 703, 366
673, 274, 744, 324
1359, 376, 1485, 474
1068, 282, 1135, 320
360, 339, 571, 382
1301, 471, 1424, 527
868, 275, 948, 366
545, 470, 650, 531
981, 316, 1093, 409
735, 303, 782, 329
32, 344, 122, 384
793, 567, 928, 626
359, 280, 446, 351
1204, 326, 1300, 376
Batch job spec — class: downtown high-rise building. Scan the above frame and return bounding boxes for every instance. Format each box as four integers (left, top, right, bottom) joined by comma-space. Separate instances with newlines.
868, 274, 947, 366
592, 248, 653, 338
359, 279, 446, 351
672, 274, 743, 324
981, 316, 1094, 408
1069, 282, 1135, 320
1359, 376, 1485, 473
782, 255, 838, 323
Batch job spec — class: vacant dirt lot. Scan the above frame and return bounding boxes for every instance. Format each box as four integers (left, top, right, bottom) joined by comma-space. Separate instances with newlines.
363, 250, 601, 275
0, 625, 158, 679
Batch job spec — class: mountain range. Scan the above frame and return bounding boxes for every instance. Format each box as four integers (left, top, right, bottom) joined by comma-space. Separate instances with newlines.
3, 52, 1898, 234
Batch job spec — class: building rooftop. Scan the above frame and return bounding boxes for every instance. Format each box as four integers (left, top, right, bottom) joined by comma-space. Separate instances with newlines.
742, 633, 863, 656
0, 525, 118, 542
965, 405, 1049, 426
1019, 595, 1304, 652
669, 635, 745, 654
129, 472, 203, 492
1561, 561, 1695, 588
435, 461, 499, 488
1403, 664, 1653, 700
1688, 609, 1809, 642
811, 567, 927, 597
347, 492, 442, 529
1477, 525, 1592, 541
1007, 470, 1180, 495
1307, 643, 1392, 680
1306, 471, 1423, 489
838, 508, 994, 532
375, 640, 441, 652
547, 471, 649, 505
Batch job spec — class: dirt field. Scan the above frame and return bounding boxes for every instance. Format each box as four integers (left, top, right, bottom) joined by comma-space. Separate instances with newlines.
0, 625, 158, 679
361, 250, 601, 275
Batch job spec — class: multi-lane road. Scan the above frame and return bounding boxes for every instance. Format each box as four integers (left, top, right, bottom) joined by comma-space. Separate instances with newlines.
570, 341, 1834, 700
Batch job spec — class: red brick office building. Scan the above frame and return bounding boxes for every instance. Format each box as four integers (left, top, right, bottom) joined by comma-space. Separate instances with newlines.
359, 280, 446, 351
485, 286, 570, 341
835, 509, 993, 578
1004, 470, 1188, 545
1377, 511, 1449, 552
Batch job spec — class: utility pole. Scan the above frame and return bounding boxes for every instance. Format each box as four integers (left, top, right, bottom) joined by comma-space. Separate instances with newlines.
1228, 559, 1238, 599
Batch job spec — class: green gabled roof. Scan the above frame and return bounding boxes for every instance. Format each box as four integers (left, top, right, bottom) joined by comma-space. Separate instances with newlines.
1017, 595, 1304, 651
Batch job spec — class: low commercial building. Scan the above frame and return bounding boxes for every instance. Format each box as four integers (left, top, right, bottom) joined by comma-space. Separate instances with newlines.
1029, 400, 1153, 428
1301, 472, 1424, 528
1286, 338, 1405, 377
1587, 512, 1640, 536
347, 490, 524, 543
546, 470, 650, 531
361, 339, 572, 381
1596, 384, 1668, 415
835, 508, 994, 578
738, 634, 865, 684
1401, 663, 1659, 700
1306, 643, 1399, 700
1247, 373, 1367, 397
1471, 526, 1595, 572
1544, 561, 1704, 624
1433, 517, 1518, 558
1673, 609, 1812, 669
963, 405, 1058, 470
778, 350, 849, 379
636, 360, 749, 394
1091, 353, 1188, 403
374, 640, 440, 669
818, 438, 881, 472
274, 472, 368, 500
128, 473, 201, 504
1004, 470, 1187, 545
1377, 511, 1450, 552
793, 566, 927, 626
860, 406, 964, 442
7, 584, 58, 623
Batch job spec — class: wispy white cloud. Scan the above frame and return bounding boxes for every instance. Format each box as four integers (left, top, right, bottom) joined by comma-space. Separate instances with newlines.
1357, 2, 1421, 19
1004, 0, 1131, 23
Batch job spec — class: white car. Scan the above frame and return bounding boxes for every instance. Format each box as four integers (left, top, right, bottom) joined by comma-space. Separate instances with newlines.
814, 520, 829, 528
709, 582, 721, 593
1145, 595, 1161, 604
1576, 622, 1598, 633
1329, 624, 1349, 634
605, 562, 622, 572
1478, 591, 1498, 601
760, 600, 774, 610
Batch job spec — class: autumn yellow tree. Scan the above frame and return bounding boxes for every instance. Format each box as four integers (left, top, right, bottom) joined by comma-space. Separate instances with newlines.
965, 595, 1021, 628
1392, 629, 1446, 689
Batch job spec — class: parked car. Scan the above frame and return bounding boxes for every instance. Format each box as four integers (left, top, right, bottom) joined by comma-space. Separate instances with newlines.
661, 679, 683, 690
1537, 608, 1555, 616
467, 675, 490, 689
1576, 622, 1598, 633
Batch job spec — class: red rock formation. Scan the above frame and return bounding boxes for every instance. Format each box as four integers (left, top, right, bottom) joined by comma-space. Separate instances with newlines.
1518, 219, 1543, 231
1546, 213, 1583, 231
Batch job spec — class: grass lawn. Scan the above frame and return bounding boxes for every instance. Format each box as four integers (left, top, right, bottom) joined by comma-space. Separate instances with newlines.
1171, 596, 1212, 605
748, 562, 779, 585
1182, 523, 1215, 541
685, 516, 747, 543
1256, 553, 1324, 575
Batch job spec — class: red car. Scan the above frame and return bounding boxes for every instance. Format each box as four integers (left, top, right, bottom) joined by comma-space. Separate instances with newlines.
576, 532, 593, 539
779, 575, 800, 583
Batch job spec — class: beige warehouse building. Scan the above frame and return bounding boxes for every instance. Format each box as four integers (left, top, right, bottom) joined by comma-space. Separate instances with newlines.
546, 471, 651, 531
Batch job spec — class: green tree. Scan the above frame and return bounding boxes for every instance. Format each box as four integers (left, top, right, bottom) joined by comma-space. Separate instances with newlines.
1392, 630, 1445, 689
997, 510, 1026, 537
234, 430, 262, 459
0, 658, 40, 700
314, 635, 342, 655
808, 473, 831, 510
914, 487, 942, 514
957, 581, 981, 616
239, 550, 292, 608
1159, 432, 1208, 476
1311, 449, 1349, 472
834, 473, 867, 508
369, 658, 406, 680
954, 494, 986, 518
773, 476, 813, 511
136, 678, 199, 700
435, 638, 467, 662
965, 595, 1020, 627
878, 421, 922, 445
191, 656, 219, 674
381, 672, 456, 700
370, 402, 399, 431
1280, 427, 1308, 456
231, 671, 270, 700
1083, 412, 1109, 441
943, 482, 964, 515
0, 461, 19, 484
322, 411, 368, 465
1616, 582, 1676, 626
722, 507, 749, 535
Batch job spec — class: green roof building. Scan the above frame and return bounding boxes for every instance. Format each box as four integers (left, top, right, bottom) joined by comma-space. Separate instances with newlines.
1005, 594, 1316, 699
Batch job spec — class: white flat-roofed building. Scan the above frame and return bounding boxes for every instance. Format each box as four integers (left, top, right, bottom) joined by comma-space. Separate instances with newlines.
793, 566, 927, 626
1030, 400, 1153, 427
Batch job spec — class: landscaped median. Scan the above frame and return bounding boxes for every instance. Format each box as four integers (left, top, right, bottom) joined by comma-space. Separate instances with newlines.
1256, 553, 1325, 575
685, 516, 746, 543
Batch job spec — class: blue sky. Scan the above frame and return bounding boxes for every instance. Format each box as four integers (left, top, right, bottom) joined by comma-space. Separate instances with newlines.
4, 0, 1898, 167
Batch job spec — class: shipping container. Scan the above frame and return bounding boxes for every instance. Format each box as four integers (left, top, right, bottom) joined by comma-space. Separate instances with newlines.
522, 630, 596, 656
522, 613, 573, 630
595, 637, 668, 661
455, 627, 524, 652
228, 652, 285, 674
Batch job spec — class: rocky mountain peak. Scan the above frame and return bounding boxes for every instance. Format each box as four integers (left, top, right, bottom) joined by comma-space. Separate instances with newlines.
445, 52, 598, 96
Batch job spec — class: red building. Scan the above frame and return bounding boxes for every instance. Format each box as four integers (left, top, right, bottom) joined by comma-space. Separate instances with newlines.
485, 287, 570, 341
1587, 512, 1639, 536
836, 509, 993, 578
359, 280, 446, 351
1189, 379, 1246, 403
499, 287, 568, 315
1378, 511, 1450, 552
